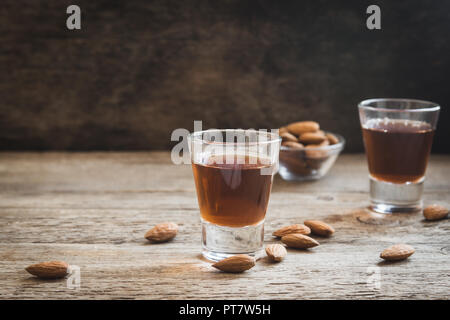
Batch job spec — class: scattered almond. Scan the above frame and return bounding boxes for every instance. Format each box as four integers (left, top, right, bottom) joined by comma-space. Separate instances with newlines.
282, 141, 304, 149
25, 261, 69, 279
286, 121, 320, 135
265, 244, 287, 262
423, 204, 448, 221
298, 132, 326, 144
145, 222, 178, 243
273, 224, 311, 237
281, 233, 319, 249
304, 220, 335, 237
212, 254, 255, 273
380, 244, 415, 261
280, 132, 298, 142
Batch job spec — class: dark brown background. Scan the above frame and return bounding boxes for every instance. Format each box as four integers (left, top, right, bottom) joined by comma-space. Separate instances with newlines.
1, 0, 449, 152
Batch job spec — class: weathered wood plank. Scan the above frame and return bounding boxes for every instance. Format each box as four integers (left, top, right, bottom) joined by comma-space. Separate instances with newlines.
0, 152, 449, 299
0, 152, 449, 193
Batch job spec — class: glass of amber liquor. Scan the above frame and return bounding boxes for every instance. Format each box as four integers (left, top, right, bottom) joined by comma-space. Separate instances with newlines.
359, 99, 440, 214
188, 129, 281, 261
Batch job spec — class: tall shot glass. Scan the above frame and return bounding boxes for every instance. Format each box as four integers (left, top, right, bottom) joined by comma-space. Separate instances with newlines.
188, 129, 281, 261
358, 99, 440, 214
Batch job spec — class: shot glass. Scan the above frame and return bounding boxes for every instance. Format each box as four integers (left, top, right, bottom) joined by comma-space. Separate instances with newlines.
358, 98, 440, 214
188, 129, 281, 261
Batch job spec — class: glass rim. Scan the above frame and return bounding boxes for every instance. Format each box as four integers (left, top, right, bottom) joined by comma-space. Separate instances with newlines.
188, 129, 282, 146
358, 98, 440, 113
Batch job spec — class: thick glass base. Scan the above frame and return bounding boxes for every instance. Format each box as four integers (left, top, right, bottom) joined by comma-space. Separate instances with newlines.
201, 219, 264, 262
369, 175, 423, 214
278, 166, 321, 181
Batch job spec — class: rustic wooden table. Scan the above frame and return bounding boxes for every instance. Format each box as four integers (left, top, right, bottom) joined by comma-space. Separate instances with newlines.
0, 152, 449, 299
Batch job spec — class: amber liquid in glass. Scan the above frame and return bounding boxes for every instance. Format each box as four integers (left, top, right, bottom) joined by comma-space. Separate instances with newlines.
362, 119, 434, 183
192, 154, 273, 227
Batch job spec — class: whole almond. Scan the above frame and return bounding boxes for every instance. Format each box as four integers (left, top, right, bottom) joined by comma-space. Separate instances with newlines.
280, 132, 298, 142
299, 132, 326, 144
304, 220, 335, 237
273, 224, 311, 237
212, 254, 255, 273
279, 127, 288, 135
423, 204, 448, 221
282, 141, 304, 149
265, 244, 287, 262
145, 222, 178, 243
281, 233, 319, 249
306, 139, 329, 148
380, 244, 415, 261
287, 121, 320, 135
304, 145, 328, 159
326, 133, 339, 145
25, 261, 69, 279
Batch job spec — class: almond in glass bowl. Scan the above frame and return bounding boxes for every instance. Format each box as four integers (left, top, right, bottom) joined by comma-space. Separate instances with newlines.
278, 124, 345, 181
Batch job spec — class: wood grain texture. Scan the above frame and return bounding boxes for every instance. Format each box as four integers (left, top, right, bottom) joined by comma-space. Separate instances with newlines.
1, 0, 450, 152
0, 152, 449, 299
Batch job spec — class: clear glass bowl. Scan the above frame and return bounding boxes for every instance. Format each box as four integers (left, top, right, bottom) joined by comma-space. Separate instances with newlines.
278, 133, 345, 181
